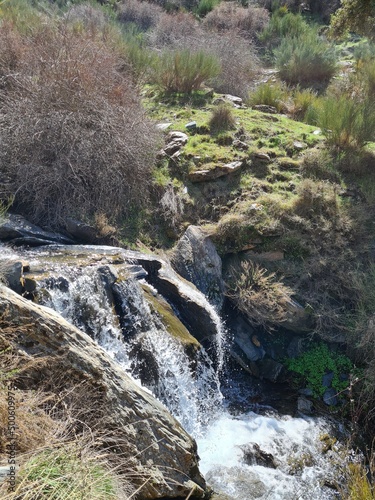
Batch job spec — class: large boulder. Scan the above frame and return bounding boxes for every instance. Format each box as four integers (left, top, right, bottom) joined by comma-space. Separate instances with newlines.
0, 285, 207, 499
171, 226, 225, 310
0, 214, 73, 246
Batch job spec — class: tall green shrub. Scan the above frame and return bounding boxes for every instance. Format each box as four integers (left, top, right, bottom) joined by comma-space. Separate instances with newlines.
274, 29, 337, 86
153, 49, 220, 93
317, 95, 375, 149
259, 8, 308, 50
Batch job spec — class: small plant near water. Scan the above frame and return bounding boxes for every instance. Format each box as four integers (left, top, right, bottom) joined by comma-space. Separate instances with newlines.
285, 342, 353, 398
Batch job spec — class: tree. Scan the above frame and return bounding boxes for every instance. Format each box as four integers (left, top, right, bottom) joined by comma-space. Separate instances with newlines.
330, 0, 375, 40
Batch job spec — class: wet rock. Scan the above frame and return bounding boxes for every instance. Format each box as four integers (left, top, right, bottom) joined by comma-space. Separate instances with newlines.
65, 218, 98, 243
323, 388, 338, 406
171, 225, 224, 310
297, 396, 313, 414
185, 121, 197, 131
257, 358, 284, 382
322, 371, 334, 388
2, 261, 24, 294
206, 466, 266, 499
240, 443, 277, 468
0, 285, 207, 499
229, 314, 265, 363
0, 214, 74, 246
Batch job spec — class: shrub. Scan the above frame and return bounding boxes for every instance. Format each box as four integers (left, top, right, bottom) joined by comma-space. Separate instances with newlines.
226, 260, 294, 329
149, 12, 259, 97
258, 8, 308, 50
153, 49, 221, 93
274, 30, 337, 86
209, 104, 236, 133
205, 32, 259, 98
195, 0, 220, 17
148, 11, 202, 48
203, 2, 269, 40
290, 87, 318, 121
293, 179, 339, 219
248, 81, 288, 112
117, 0, 163, 31
0, 24, 160, 227
317, 95, 375, 150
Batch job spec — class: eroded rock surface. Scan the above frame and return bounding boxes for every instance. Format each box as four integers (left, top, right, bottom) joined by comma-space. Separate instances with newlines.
0, 285, 207, 499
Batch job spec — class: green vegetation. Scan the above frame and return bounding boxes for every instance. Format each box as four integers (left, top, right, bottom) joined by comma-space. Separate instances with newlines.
286, 343, 353, 397
153, 49, 221, 94
274, 29, 337, 85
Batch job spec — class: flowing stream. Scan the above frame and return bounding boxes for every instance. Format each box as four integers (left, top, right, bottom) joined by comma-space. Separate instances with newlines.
1, 244, 346, 499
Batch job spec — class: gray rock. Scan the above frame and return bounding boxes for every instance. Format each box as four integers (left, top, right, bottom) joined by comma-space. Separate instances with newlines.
287, 337, 307, 358
299, 387, 313, 397
297, 396, 313, 414
185, 121, 197, 131
171, 225, 224, 310
0, 285, 207, 499
188, 161, 243, 183
206, 466, 266, 500
322, 371, 334, 388
0, 214, 74, 246
65, 218, 98, 243
252, 104, 278, 114
257, 358, 284, 382
229, 314, 265, 362
240, 443, 277, 468
2, 261, 23, 294
323, 388, 338, 406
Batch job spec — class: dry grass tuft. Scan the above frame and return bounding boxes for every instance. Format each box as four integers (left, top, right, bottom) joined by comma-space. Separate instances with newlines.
226, 260, 294, 329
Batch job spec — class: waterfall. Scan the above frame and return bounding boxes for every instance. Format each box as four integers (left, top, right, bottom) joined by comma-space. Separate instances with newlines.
0, 243, 350, 499
24, 249, 223, 434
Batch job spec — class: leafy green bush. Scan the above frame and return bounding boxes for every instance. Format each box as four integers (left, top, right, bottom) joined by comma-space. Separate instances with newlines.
153, 49, 221, 93
285, 342, 353, 397
274, 29, 337, 86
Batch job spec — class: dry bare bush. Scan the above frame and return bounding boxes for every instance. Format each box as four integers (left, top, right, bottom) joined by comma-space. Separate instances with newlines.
149, 13, 259, 97
203, 2, 269, 41
64, 3, 109, 33
117, 0, 163, 31
0, 21, 27, 89
0, 23, 160, 228
226, 260, 294, 329
148, 11, 202, 48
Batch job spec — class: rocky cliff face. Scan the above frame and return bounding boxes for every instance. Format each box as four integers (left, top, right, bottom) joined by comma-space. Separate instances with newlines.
0, 285, 207, 499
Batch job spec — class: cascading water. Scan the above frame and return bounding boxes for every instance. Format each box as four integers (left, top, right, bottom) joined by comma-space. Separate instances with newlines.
1, 243, 348, 499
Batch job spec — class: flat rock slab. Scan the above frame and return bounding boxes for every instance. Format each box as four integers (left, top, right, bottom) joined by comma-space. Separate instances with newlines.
189, 161, 243, 183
